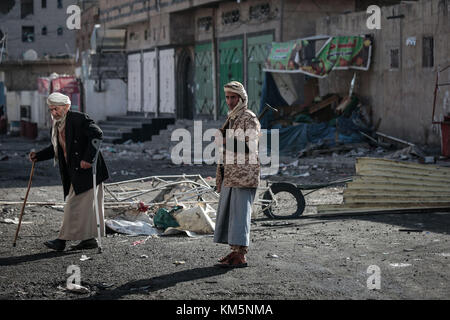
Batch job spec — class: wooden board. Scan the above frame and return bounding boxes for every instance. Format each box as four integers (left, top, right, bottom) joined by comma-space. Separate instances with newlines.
356, 157, 450, 173
316, 157, 450, 215
315, 205, 450, 215
347, 181, 448, 192
351, 175, 450, 188
318, 203, 450, 212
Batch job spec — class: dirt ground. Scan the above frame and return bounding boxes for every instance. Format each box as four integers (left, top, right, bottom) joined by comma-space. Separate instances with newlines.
0, 135, 449, 302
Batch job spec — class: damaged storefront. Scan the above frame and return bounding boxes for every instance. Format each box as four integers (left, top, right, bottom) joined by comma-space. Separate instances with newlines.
259, 35, 374, 156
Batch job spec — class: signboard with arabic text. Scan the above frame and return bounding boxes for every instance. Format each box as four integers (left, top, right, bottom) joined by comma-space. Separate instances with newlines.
264, 35, 372, 78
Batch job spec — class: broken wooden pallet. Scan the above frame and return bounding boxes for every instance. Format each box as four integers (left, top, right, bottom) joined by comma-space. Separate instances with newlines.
317, 157, 450, 214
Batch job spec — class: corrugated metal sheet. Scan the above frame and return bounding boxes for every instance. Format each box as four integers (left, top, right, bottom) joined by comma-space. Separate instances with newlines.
159, 48, 175, 114
143, 51, 157, 113
128, 53, 141, 112
317, 157, 450, 214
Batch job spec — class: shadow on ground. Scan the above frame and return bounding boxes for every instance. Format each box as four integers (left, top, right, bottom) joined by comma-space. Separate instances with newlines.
77, 266, 232, 300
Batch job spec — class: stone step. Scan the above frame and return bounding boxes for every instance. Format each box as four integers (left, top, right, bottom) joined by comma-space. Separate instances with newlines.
103, 136, 120, 144
98, 120, 144, 127
99, 115, 175, 144
99, 123, 139, 131
106, 116, 154, 123
102, 129, 130, 137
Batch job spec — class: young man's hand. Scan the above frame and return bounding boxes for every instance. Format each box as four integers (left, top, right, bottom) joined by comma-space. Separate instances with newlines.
80, 160, 92, 169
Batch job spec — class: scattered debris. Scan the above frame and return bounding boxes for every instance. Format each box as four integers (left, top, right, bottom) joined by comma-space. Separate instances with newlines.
103, 174, 219, 237
1, 218, 32, 225
267, 254, 279, 259
58, 284, 90, 294
261, 221, 294, 227
171, 204, 216, 234
389, 263, 412, 268
140, 254, 149, 259
80, 255, 91, 261
132, 237, 152, 246
174, 260, 186, 265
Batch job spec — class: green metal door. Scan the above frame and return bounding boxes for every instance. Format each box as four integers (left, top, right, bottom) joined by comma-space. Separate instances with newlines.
247, 33, 273, 114
219, 38, 243, 116
194, 43, 214, 115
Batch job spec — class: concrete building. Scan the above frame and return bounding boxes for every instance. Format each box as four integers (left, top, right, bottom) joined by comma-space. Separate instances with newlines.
316, 0, 449, 147
0, 0, 78, 133
75, 0, 128, 124
76, 0, 100, 62
97, 0, 360, 121
0, 0, 77, 60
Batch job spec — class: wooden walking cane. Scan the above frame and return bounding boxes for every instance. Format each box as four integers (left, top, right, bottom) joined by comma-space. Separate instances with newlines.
13, 161, 36, 247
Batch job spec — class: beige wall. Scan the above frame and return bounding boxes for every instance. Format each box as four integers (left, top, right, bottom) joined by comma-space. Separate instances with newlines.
282, 0, 355, 41
316, 0, 450, 146
0, 60, 76, 91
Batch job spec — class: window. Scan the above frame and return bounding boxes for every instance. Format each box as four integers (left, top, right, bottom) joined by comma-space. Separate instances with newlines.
57, 27, 63, 36
41, 0, 46, 8
0, 1, 16, 15
390, 48, 399, 69
197, 16, 212, 31
57, 0, 63, 9
249, 4, 270, 20
22, 26, 35, 42
41, 26, 47, 35
423, 36, 434, 68
20, 106, 31, 119
222, 10, 240, 25
21, 0, 34, 18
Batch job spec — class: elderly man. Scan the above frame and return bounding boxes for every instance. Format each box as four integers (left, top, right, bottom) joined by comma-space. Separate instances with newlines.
29, 92, 109, 251
214, 81, 261, 268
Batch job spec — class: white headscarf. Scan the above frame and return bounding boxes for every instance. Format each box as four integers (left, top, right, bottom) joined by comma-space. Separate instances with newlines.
222, 81, 248, 130
47, 92, 71, 106
48, 92, 71, 166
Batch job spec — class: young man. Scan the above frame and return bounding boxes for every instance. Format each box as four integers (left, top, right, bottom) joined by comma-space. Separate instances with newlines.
214, 81, 261, 268
29, 92, 109, 251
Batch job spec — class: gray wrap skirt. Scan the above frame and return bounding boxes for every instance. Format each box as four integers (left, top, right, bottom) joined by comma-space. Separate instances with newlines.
213, 183, 256, 247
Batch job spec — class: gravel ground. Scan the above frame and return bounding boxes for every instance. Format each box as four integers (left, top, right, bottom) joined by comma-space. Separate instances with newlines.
0, 136, 449, 302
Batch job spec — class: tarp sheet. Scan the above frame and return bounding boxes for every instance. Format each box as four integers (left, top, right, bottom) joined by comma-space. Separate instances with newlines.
264, 113, 366, 156
264, 35, 372, 78
259, 73, 367, 156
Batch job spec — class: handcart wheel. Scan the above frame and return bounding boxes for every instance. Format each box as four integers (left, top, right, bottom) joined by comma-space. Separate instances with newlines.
262, 182, 305, 219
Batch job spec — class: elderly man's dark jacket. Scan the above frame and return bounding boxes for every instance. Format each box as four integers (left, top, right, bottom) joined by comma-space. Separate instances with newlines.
35, 111, 109, 199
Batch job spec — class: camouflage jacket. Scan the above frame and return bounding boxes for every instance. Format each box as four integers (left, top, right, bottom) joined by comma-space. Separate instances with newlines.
216, 108, 261, 189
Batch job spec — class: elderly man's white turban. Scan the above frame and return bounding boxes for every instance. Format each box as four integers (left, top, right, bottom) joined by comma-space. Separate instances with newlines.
47, 92, 71, 106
